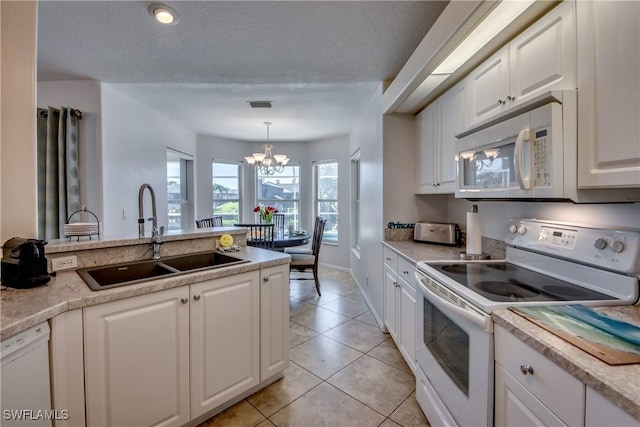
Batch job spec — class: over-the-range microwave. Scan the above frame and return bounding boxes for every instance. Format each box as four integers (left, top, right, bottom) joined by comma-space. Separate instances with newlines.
454, 90, 640, 202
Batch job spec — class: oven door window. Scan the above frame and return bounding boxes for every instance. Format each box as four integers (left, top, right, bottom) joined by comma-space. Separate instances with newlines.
424, 298, 469, 395
459, 142, 517, 191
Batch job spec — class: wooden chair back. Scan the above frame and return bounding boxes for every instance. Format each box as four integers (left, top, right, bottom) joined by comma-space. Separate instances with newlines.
196, 216, 223, 228
234, 223, 275, 250
288, 217, 326, 295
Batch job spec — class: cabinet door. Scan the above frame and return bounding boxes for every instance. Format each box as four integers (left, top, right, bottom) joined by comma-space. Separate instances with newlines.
509, 1, 576, 106
495, 364, 567, 427
260, 264, 290, 380
585, 385, 640, 427
577, 0, 640, 188
190, 271, 260, 418
84, 287, 190, 427
438, 80, 466, 193
415, 103, 438, 193
383, 266, 399, 341
398, 278, 416, 373
467, 47, 510, 127
50, 309, 85, 427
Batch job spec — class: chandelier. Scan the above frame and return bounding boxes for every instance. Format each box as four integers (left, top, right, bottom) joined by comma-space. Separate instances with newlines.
245, 122, 290, 175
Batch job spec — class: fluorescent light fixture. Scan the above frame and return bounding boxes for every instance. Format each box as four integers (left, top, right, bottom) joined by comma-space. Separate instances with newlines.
433, 0, 535, 74
148, 3, 178, 25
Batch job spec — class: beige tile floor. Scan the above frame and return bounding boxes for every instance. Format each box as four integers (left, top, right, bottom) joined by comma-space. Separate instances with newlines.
198, 268, 431, 427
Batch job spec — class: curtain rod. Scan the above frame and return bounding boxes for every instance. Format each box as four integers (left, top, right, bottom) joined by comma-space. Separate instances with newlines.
39, 108, 83, 119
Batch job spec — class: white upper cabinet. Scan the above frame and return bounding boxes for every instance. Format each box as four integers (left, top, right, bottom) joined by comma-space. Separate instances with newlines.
416, 80, 465, 194
467, 1, 577, 130
467, 48, 510, 127
577, 0, 640, 188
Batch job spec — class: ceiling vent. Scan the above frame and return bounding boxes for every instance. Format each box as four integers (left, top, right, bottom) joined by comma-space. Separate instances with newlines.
248, 101, 273, 109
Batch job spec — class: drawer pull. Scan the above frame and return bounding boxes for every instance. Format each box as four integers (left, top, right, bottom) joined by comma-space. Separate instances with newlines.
519, 363, 534, 375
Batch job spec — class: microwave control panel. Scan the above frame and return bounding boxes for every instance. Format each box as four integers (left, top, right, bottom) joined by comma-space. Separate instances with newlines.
532, 127, 552, 187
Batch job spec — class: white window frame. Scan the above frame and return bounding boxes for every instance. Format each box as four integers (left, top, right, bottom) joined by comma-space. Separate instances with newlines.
212, 160, 242, 226
167, 148, 194, 231
314, 160, 338, 244
351, 150, 361, 258
256, 164, 301, 231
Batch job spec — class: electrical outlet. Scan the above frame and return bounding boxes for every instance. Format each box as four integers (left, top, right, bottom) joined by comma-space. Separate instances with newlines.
52, 255, 78, 271
122, 208, 129, 221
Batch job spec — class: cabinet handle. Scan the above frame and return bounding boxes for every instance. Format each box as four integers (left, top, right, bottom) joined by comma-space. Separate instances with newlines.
386, 257, 392, 261
497, 99, 505, 105
193, 295, 201, 301
403, 271, 409, 275
180, 297, 188, 304
506, 95, 515, 102
263, 277, 270, 283
519, 363, 534, 375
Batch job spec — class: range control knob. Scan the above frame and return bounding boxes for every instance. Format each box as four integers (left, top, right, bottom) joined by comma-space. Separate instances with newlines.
594, 238, 608, 250
517, 226, 527, 235
611, 240, 625, 253
509, 225, 518, 234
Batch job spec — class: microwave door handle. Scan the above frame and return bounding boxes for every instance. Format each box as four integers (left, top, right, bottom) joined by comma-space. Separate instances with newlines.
514, 128, 531, 190
415, 272, 492, 332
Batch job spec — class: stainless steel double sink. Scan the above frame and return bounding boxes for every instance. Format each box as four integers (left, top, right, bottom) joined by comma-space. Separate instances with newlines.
77, 251, 249, 291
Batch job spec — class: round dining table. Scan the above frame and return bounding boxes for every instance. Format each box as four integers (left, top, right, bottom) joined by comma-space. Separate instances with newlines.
274, 233, 310, 249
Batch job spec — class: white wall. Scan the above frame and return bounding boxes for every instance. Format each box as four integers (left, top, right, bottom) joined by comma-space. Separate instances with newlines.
100, 84, 196, 237
383, 114, 449, 226
1, 1, 38, 244
308, 134, 351, 269
37, 80, 103, 225
350, 85, 385, 324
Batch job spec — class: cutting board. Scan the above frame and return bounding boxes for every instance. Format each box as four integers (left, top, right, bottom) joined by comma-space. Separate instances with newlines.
510, 306, 640, 365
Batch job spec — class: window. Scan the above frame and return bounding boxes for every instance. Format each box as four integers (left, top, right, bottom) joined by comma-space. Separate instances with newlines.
256, 165, 300, 232
167, 149, 194, 231
212, 161, 242, 226
351, 151, 360, 254
315, 161, 338, 243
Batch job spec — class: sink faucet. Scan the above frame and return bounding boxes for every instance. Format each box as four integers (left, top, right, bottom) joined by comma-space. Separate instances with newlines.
152, 225, 164, 260
138, 184, 164, 259
138, 183, 158, 239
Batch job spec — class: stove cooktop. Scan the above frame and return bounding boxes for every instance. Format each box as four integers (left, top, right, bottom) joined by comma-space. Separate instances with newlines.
427, 262, 616, 304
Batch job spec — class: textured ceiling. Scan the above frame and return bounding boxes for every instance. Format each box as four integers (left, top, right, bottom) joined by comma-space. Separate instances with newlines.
37, 1, 448, 141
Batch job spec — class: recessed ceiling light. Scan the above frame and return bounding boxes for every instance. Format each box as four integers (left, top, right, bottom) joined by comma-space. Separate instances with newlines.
148, 3, 178, 25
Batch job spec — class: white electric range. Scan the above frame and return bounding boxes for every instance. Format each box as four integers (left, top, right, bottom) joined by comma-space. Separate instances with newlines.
414, 218, 640, 427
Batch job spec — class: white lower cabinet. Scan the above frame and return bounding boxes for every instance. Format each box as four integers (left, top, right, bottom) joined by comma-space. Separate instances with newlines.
383, 246, 416, 372
260, 264, 290, 380
83, 267, 288, 427
495, 325, 639, 427
190, 271, 260, 419
495, 325, 584, 427
50, 309, 86, 427
84, 286, 191, 427
585, 386, 640, 427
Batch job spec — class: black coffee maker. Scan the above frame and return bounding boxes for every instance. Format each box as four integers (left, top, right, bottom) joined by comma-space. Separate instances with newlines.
1, 238, 52, 288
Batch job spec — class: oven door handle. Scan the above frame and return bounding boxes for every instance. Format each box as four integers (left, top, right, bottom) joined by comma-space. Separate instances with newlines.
415, 272, 493, 333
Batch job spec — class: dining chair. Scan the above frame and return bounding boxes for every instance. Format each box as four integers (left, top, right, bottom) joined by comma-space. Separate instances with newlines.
195, 216, 223, 228
234, 223, 275, 250
289, 217, 326, 296
284, 216, 323, 255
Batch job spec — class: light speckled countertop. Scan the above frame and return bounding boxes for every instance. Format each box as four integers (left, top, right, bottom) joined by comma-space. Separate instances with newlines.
1, 246, 289, 340
384, 239, 639, 421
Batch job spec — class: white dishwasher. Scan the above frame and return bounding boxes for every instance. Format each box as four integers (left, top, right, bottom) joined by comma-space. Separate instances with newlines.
1, 322, 52, 426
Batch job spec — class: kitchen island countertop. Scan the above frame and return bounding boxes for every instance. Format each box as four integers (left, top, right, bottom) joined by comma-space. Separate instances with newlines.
1, 247, 289, 340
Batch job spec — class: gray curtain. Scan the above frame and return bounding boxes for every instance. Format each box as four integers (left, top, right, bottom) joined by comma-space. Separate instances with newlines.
37, 106, 81, 239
